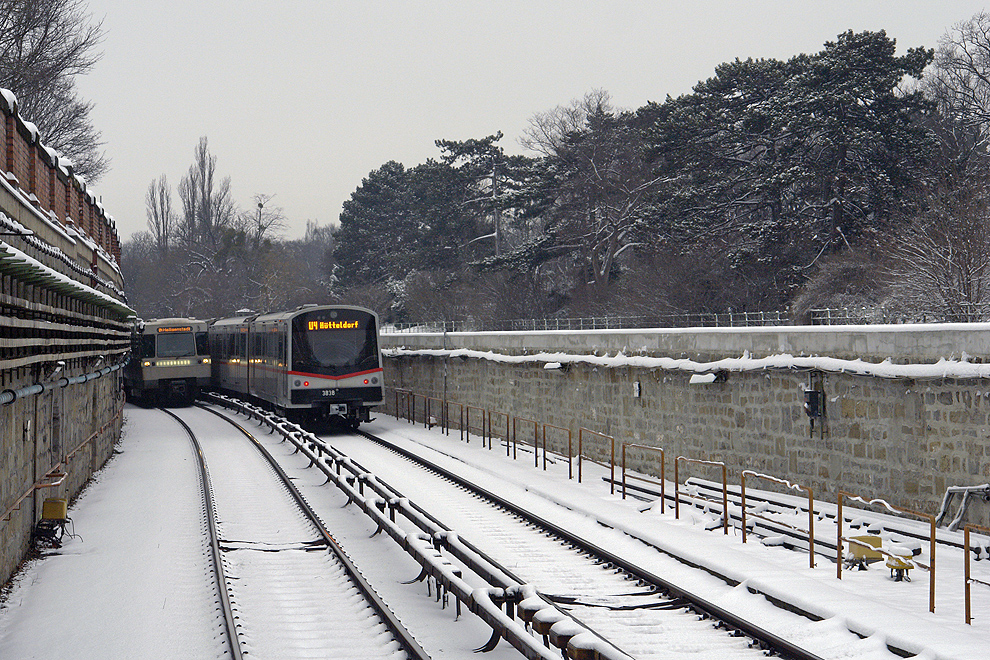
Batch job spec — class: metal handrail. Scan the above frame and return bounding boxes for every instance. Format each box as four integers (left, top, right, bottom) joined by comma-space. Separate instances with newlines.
837, 491, 936, 613
742, 471, 815, 568
675, 456, 729, 534
577, 428, 615, 492
512, 416, 539, 465
488, 410, 509, 453
381, 311, 791, 333
542, 423, 572, 477
622, 444, 665, 505
964, 523, 990, 624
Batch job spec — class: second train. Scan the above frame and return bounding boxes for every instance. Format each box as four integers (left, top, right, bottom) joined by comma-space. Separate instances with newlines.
209, 304, 384, 427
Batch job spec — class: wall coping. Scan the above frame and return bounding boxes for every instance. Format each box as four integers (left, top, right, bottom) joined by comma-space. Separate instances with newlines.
380, 324, 990, 366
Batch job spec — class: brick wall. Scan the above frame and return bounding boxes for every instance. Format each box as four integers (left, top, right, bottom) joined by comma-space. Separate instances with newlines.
0, 90, 121, 264
10, 122, 30, 188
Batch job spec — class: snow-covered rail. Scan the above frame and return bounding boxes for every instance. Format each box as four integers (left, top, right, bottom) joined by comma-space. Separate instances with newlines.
166, 405, 430, 660
160, 408, 242, 660
346, 428, 826, 660
205, 393, 832, 660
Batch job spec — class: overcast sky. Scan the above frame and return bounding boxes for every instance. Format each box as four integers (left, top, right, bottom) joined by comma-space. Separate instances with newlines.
71, 1, 987, 242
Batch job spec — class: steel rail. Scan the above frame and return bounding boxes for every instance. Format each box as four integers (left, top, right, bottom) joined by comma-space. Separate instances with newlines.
356, 428, 827, 660
195, 404, 432, 660
201, 394, 588, 660
159, 408, 243, 660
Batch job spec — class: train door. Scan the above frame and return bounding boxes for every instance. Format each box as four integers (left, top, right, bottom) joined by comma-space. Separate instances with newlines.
238, 328, 248, 393
277, 326, 287, 406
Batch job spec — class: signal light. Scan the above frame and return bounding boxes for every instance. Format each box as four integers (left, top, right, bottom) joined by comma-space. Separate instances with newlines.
303, 381, 310, 387
363, 379, 369, 384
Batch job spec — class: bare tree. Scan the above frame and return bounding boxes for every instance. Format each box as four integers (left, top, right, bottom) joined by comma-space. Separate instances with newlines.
242, 193, 287, 247
145, 174, 175, 256
930, 12, 990, 130
0, 0, 108, 180
522, 91, 663, 299
885, 181, 990, 319
520, 89, 612, 157
177, 137, 235, 248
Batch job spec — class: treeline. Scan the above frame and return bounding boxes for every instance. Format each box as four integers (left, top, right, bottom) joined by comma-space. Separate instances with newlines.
123, 17, 990, 324
333, 21, 990, 324
123, 137, 334, 319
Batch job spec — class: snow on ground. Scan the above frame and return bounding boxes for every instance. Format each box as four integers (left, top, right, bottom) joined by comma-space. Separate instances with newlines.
358, 416, 990, 660
0, 407, 225, 659
0, 405, 988, 660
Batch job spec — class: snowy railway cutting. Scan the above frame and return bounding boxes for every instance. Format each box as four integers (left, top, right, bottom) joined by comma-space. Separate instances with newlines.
197, 394, 898, 660
3, 400, 989, 659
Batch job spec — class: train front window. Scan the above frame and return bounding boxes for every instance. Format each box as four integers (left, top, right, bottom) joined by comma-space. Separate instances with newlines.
291, 311, 378, 376
157, 332, 196, 358
136, 335, 155, 358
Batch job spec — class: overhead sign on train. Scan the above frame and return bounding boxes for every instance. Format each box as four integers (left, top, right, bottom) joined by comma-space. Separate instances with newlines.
307, 320, 360, 331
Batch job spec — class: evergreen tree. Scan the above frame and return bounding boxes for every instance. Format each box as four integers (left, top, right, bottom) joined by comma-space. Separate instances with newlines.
333, 161, 419, 287
638, 31, 935, 310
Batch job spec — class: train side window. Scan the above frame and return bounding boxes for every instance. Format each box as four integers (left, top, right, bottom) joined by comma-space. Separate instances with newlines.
196, 331, 209, 356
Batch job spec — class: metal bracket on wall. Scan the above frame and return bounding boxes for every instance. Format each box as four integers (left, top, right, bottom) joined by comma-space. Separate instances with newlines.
805, 372, 827, 438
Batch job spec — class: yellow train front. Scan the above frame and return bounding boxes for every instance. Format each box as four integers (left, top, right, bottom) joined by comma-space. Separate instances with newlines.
210, 305, 384, 427
124, 318, 212, 405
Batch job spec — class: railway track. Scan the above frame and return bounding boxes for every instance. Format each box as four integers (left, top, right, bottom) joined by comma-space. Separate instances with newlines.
626, 476, 990, 562
338, 430, 805, 660
203, 394, 863, 660
161, 406, 430, 660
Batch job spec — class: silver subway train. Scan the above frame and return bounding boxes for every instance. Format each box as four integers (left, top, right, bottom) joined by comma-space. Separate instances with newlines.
123, 318, 212, 405
209, 305, 384, 427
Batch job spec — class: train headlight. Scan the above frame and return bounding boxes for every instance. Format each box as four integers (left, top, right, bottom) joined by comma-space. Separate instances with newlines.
201, 358, 211, 365
363, 379, 369, 384
303, 381, 310, 387
142, 360, 152, 368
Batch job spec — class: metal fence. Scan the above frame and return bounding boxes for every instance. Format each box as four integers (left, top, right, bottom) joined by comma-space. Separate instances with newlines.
381, 305, 990, 333
809, 305, 990, 325
381, 310, 791, 334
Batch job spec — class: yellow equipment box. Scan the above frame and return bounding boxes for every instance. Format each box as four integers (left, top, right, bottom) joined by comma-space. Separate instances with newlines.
41, 497, 68, 520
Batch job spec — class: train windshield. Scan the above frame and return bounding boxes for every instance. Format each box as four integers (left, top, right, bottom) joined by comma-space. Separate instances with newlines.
291, 310, 378, 376
156, 331, 197, 358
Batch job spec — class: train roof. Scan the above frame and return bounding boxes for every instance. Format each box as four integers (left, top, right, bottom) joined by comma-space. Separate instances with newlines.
213, 305, 378, 327
210, 314, 257, 328
138, 317, 209, 331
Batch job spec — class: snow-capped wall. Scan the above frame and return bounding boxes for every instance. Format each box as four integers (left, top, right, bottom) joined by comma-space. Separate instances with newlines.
381, 323, 990, 365
382, 328, 990, 526
0, 88, 122, 280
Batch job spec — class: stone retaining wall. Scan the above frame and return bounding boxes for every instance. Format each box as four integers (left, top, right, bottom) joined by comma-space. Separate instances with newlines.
382, 330, 990, 527
0, 369, 123, 586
